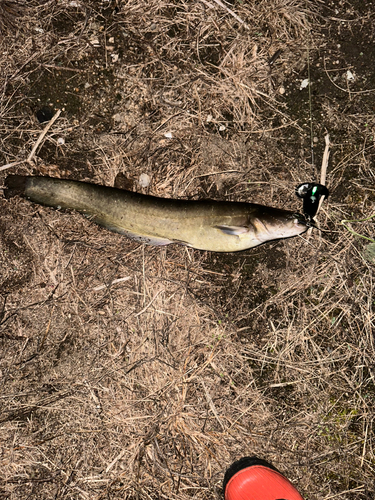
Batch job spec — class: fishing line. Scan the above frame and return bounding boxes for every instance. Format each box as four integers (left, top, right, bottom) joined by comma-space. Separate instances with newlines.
305, 221, 331, 234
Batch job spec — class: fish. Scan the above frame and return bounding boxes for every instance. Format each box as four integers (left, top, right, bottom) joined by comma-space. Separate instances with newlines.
4, 175, 309, 252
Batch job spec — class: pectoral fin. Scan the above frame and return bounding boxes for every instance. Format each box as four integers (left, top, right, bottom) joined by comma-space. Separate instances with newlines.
215, 225, 249, 236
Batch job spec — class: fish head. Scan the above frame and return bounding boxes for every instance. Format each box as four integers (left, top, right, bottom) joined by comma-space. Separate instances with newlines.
250, 209, 308, 243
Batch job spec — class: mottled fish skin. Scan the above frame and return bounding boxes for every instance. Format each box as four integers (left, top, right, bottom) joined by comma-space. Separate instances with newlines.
4, 175, 308, 252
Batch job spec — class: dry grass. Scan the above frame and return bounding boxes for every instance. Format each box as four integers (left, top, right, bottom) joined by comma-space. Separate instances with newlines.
1, 1, 375, 499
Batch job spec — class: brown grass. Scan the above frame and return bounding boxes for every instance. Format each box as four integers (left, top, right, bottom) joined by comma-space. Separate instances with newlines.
1, 1, 375, 499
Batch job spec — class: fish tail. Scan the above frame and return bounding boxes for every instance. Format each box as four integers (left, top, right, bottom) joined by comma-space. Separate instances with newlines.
4, 175, 29, 199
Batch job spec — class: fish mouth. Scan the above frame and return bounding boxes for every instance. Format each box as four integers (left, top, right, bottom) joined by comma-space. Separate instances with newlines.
263, 212, 308, 230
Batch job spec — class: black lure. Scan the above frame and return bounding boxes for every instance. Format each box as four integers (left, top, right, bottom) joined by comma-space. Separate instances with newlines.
295, 183, 329, 220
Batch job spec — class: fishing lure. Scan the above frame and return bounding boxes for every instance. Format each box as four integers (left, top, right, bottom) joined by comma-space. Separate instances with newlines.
295, 183, 329, 220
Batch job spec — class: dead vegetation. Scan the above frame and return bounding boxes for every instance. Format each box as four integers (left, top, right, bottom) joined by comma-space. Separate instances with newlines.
0, 0, 374, 499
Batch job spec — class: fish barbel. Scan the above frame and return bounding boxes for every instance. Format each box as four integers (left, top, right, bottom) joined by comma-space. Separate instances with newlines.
4, 175, 308, 252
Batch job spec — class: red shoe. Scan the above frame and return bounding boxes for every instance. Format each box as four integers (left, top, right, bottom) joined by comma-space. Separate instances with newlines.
223, 457, 305, 500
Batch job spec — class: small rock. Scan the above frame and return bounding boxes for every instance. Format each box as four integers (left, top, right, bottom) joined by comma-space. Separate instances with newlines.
346, 70, 355, 81
90, 37, 100, 47
139, 173, 151, 188
300, 79, 309, 90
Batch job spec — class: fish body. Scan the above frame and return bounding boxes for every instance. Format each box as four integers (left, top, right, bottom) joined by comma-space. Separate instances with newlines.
4, 175, 308, 252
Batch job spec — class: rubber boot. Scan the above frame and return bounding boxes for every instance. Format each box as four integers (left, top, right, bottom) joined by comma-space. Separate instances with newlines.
223, 456, 305, 500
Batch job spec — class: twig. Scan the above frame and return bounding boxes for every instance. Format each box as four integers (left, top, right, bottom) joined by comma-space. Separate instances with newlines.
320, 133, 330, 187
93, 276, 131, 291
199, 0, 250, 30
42, 64, 85, 72
27, 109, 62, 163
134, 290, 162, 317
316, 133, 330, 216
0, 160, 26, 172
200, 380, 225, 430
105, 448, 127, 473
323, 485, 365, 500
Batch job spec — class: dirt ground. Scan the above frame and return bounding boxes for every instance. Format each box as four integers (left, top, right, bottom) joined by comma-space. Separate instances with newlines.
0, 0, 374, 499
